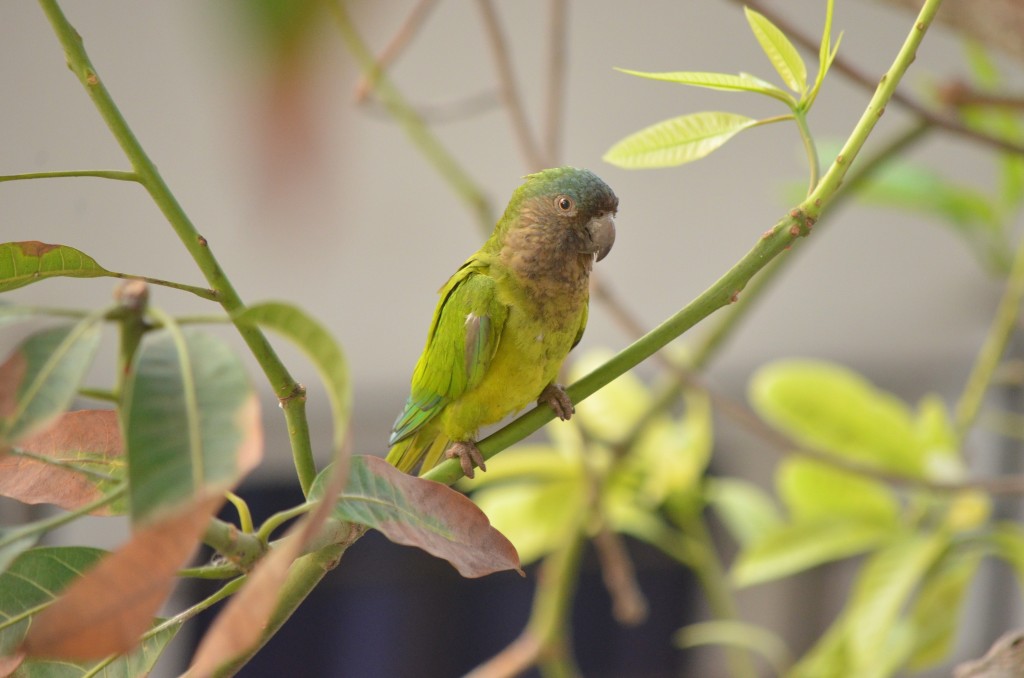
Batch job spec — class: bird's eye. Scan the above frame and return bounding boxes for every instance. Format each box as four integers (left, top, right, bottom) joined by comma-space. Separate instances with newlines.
556, 195, 575, 212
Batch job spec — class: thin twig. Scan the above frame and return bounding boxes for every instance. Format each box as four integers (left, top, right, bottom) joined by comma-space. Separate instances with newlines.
475, 0, 546, 171
736, 0, 1024, 157
542, 0, 569, 166
353, 0, 439, 103
592, 528, 648, 627
328, 0, 493, 231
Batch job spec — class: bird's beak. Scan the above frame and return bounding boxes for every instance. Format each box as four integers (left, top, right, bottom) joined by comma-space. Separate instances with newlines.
584, 212, 616, 262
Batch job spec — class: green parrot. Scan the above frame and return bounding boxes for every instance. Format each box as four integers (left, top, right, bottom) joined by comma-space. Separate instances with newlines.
387, 166, 618, 478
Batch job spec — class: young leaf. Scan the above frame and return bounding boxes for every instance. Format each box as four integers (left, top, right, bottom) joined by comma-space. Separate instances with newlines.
807, 0, 841, 107
20, 496, 219, 660
844, 532, 949, 663
235, 301, 351, 451
3, 409, 125, 514
122, 328, 262, 524
732, 520, 894, 588
604, 112, 761, 169
906, 548, 982, 670
314, 455, 522, 578
675, 620, 792, 676
744, 7, 807, 94
0, 242, 112, 292
615, 68, 792, 104
750, 359, 926, 476
777, 458, 900, 526
0, 321, 101, 445
705, 478, 783, 547
473, 475, 587, 566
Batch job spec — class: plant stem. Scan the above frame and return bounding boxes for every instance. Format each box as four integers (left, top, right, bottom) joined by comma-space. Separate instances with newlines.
954, 234, 1024, 437
208, 542, 348, 677
37, 0, 319, 495
327, 0, 493, 232
793, 110, 820, 193
0, 486, 125, 548
737, 0, 1023, 157
804, 0, 944, 218
0, 169, 138, 183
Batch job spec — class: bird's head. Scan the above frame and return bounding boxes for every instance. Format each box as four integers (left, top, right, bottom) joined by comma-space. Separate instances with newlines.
496, 167, 619, 265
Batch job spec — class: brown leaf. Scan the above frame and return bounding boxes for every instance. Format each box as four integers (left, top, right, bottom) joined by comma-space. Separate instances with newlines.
2, 410, 123, 514
338, 456, 522, 578
233, 395, 264, 480
0, 652, 24, 677
0, 351, 27, 424
186, 446, 351, 676
20, 495, 222, 661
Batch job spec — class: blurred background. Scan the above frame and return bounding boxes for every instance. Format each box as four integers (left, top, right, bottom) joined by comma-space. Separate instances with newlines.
2, 0, 1023, 675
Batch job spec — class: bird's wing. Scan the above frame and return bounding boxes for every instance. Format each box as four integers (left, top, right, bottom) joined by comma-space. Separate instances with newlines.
389, 260, 507, 444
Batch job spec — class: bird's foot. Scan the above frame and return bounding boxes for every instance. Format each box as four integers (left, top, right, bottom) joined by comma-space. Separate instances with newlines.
538, 383, 575, 420
445, 441, 487, 479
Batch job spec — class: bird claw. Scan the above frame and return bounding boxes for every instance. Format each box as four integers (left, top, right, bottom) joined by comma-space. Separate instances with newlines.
445, 441, 487, 479
538, 383, 575, 420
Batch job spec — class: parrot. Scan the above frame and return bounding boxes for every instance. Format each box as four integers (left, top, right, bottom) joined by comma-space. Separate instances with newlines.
386, 166, 619, 479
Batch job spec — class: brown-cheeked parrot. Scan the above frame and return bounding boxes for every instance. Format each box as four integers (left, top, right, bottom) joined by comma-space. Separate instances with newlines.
387, 166, 619, 478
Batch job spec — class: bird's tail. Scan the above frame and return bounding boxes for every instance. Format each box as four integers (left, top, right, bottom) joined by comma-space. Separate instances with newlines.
386, 424, 450, 476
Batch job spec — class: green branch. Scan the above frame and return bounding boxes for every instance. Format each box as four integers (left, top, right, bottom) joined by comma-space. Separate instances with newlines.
803, 0, 943, 219
37, 0, 319, 495
0, 169, 138, 183
955, 234, 1024, 437
425, 0, 946, 486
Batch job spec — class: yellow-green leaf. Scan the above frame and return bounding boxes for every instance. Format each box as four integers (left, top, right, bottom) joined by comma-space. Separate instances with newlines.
615, 68, 792, 103
744, 7, 807, 94
0, 242, 111, 292
604, 112, 760, 169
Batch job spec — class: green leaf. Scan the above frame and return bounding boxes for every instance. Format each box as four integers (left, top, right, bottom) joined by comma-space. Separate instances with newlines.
0, 321, 101, 444
603, 112, 761, 169
744, 7, 807, 94
750, 359, 926, 477
0, 530, 38, 577
777, 458, 900, 526
615, 68, 792, 103
844, 532, 949, 664
317, 455, 522, 577
705, 478, 783, 547
989, 521, 1024, 589
12, 622, 179, 677
122, 327, 262, 524
235, 302, 350, 450
906, 548, 982, 670
732, 520, 894, 588
474, 477, 586, 566
629, 390, 712, 505
569, 349, 652, 444
0, 547, 107, 657
675, 620, 792, 675
0, 242, 112, 292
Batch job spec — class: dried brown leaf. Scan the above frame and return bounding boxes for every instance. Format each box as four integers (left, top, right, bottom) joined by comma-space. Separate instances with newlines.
20, 495, 222, 661
2, 410, 122, 514
186, 449, 350, 676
